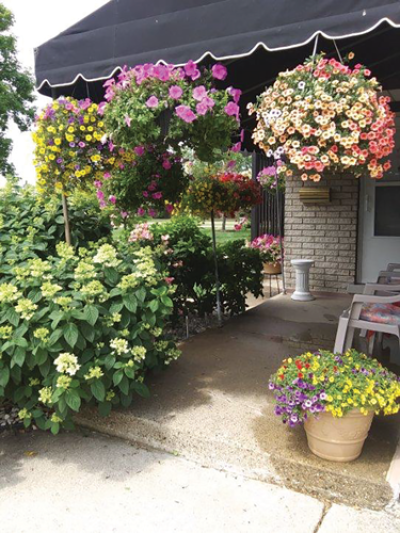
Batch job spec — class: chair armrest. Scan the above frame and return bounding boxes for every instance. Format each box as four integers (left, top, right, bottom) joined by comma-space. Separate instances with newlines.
352, 293, 400, 304
364, 283, 400, 295
387, 263, 400, 272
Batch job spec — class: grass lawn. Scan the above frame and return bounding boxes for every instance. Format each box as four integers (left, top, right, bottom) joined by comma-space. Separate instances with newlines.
120, 217, 251, 244
200, 225, 250, 244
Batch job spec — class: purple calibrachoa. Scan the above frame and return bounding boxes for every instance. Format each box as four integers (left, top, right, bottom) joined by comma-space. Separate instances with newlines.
269, 349, 400, 427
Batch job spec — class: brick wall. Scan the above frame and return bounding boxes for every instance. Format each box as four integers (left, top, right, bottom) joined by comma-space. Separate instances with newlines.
284, 174, 359, 292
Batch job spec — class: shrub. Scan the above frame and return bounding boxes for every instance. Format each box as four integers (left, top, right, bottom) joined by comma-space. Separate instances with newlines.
0, 180, 112, 271
0, 241, 180, 434
127, 216, 264, 320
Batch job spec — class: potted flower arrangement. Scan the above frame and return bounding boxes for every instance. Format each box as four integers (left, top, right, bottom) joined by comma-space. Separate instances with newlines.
269, 349, 400, 462
250, 234, 282, 274
249, 53, 396, 182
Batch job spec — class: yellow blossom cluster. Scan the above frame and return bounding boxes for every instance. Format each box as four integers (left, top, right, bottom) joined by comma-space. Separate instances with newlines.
32, 97, 106, 195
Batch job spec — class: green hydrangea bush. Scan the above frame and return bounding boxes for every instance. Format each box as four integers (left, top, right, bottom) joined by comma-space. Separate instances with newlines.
0, 242, 180, 434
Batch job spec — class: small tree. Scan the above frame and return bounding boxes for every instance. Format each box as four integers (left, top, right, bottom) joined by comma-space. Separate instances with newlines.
0, 4, 35, 175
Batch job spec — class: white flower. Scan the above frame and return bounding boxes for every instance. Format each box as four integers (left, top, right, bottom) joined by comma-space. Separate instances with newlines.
54, 353, 81, 376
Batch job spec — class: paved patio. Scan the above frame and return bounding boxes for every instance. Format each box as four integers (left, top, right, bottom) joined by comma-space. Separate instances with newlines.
77, 293, 400, 511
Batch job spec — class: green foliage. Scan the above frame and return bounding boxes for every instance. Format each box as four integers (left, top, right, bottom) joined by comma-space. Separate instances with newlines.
0, 180, 112, 268
128, 216, 264, 320
0, 4, 35, 175
0, 242, 180, 433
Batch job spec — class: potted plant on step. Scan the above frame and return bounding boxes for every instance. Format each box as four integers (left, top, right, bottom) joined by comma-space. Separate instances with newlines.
269, 349, 400, 462
250, 234, 283, 274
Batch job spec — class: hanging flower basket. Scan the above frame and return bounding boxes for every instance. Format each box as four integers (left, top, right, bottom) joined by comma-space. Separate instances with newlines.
101, 62, 241, 164
249, 53, 396, 182
33, 97, 107, 195
99, 144, 188, 217
183, 172, 262, 217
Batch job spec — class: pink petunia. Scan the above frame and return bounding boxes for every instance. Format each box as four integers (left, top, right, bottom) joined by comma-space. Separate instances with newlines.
224, 101, 240, 119
175, 105, 197, 123
146, 96, 159, 108
169, 85, 183, 100
231, 142, 241, 153
211, 64, 227, 80
162, 159, 172, 170
152, 192, 163, 200
137, 207, 146, 216
109, 195, 117, 205
134, 145, 145, 156
228, 87, 242, 103
196, 101, 209, 116
108, 141, 115, 152
193, 85, 207, 101
184, 60, 201, 80
203, 96, 215, 109
164, 277, 175, 285
148, 208, 157, 218
165, 204, 174, 214
124, 115, 131, 127
103, 172, 111, 180
97, 102, 107, 116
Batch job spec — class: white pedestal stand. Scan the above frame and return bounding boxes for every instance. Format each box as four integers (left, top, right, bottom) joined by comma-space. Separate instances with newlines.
291, 259, 315, 301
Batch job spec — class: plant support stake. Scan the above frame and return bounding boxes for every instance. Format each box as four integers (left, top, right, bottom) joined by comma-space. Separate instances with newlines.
210, 210, 223, 325
61, 192, 72, 245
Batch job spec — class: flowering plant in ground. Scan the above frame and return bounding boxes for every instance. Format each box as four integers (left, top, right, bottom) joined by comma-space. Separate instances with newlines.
0, 241, 180, 434
125, 216, 264, 321
249, 53, 396, 182
33, 97, 107, 195
101, 61, 241, 164
269, 349, 400, 427
183, 172, 262, 217
249, 234, 282, 264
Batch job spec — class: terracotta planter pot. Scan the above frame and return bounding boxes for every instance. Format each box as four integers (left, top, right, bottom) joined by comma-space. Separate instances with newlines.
304, 409, 374, 462
263, 262, 281, 275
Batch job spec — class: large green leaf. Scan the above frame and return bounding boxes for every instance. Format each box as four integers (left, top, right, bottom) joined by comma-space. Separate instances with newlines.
0, 367, 10, 387
123, 294, 137, 313
66, 390, 81, 412
91, 380, 105, 402
84, 305, 99, 326
63, 323, 79, 348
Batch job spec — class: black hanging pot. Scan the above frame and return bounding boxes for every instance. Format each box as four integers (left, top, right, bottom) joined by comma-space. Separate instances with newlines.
158, 108, 173, 138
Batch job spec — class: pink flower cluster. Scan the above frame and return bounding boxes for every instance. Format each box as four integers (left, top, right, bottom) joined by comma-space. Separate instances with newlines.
128, 223, 154, 242
101, 60, 241, 126
250, 234, 283, 264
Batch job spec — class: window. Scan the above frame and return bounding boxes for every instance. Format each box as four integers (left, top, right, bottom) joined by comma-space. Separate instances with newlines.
374, 184, 400, 237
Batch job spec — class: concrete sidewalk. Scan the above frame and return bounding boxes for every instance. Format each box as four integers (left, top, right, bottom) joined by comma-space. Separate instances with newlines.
76, 293, 400, 511
0, 430, 399, 533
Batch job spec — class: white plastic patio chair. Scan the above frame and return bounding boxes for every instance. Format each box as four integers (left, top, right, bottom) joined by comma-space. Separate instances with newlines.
334, 286, 400, 355
377, 263, 400, 285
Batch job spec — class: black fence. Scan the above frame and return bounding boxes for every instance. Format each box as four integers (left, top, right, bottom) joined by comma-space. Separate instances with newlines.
251, 153, 285, 240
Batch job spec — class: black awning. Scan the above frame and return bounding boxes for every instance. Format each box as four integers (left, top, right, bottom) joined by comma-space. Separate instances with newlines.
35, 0, 400, 93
